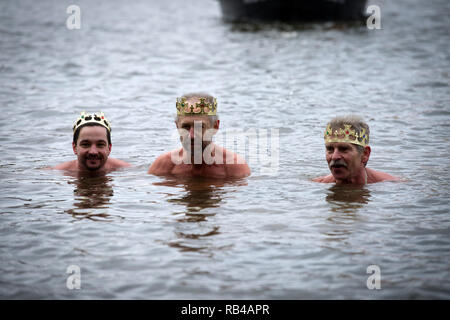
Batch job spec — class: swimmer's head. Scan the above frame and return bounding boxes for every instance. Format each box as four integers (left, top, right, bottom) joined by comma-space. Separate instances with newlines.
324, 115, 370, 153
324, 116, 371, 181
73, 111, 112, 145
174, 93, 220, 154
72, 112, 112, 172
175, 93, 219, 126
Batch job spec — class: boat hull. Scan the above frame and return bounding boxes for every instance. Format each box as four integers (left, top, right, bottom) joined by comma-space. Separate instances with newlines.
218, 0, 369, 22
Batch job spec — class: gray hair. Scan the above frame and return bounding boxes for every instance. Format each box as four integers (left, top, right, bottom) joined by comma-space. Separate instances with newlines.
327, 115, 370, 153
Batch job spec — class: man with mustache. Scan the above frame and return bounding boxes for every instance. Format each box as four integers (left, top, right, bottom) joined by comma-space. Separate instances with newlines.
313, 115, 398, 185
148, 93, 251, 178
53, 111, 131, 173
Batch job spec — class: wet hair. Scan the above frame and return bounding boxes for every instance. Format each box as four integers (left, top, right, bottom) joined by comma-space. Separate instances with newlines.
175, 92, 219, 126
73, 123, 111, 146
327, 115, 370, 154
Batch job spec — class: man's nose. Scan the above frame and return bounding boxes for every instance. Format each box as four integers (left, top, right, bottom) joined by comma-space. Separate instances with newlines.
331, 149, 342, 160
189, 127, 195, 139
189, 127, 203, 140
88, 145, 99, 153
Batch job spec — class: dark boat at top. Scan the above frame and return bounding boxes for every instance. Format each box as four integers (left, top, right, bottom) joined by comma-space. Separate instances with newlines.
218, 0, 369, 23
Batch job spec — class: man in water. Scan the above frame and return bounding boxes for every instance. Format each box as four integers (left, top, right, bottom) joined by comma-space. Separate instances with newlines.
313, 115, 398, 185
148, 93, 251, 178
53, 111, 131, 173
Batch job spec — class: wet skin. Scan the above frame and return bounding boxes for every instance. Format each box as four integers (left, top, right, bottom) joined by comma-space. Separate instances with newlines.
148, 113, 250, 178
53, 125, 130, 173
313, 142, 398, 184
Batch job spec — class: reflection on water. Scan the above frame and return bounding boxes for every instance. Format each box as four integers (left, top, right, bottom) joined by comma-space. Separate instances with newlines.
1, 0, 449, 299
228, 20, 365, 33
326, 185, 371, 213
64, 173, 114, 221
155, 176, 247, 214
321, 185, 371, 247
162, 178, 225, 213
155, 177, 247, 253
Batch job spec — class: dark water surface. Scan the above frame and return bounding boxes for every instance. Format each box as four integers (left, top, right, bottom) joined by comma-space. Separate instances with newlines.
0, 0, 449, 299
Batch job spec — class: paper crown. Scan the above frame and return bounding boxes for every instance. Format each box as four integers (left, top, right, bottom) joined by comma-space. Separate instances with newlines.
73, 111, 111, 133
324, 124, 369, 147
176, 97, 217, 116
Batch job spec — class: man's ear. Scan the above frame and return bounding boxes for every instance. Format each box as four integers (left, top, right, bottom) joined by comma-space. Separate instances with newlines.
214, 119, 220, 130
108, 143, 112, 153
362, 146, 371, 166
72, 142, 77, 155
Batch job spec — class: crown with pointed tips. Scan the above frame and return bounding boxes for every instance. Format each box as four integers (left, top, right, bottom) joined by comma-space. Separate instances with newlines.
324, 124, 369, 147
176, 97, 217, 116
73, 111, 111, 133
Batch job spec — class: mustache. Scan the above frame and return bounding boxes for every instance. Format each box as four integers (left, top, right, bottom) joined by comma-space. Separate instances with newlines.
330, 159, 347, 168
86, 155, 102, 160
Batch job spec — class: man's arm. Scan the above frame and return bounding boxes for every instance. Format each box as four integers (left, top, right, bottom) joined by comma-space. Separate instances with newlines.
108, 158, 132, 169
312, 174, 335, 183
225, 153, 251, 178
367, 168, 400, 183
52, 160, 77, 170
148, 152, 175, 175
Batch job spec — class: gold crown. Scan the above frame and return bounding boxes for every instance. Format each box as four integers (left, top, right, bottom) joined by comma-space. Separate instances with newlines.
73, 111, 111, 133
176, 97, 217, 116
324, 124, 369, 147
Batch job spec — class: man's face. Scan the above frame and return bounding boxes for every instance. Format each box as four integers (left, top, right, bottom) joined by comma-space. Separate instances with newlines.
325, 142, 367, 182
176, 115, 218, 152
73, 126, 111, 171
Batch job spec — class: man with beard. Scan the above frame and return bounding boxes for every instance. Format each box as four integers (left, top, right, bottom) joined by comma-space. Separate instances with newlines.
53, 111, 130, 173
148, 93, 251, 178
313, 115, 398, 185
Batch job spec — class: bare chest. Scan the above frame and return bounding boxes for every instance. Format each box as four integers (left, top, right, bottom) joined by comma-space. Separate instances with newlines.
171, 164, 227, 177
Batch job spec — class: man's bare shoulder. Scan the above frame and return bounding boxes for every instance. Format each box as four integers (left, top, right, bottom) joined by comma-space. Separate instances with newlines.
367, 168, 400, 183
312, 174, 335, 183
107, 158, 132, 169
226, 164, 251, 178
222, 148, 251, 178
52, 160, 78, 171
148, 151, 177, 175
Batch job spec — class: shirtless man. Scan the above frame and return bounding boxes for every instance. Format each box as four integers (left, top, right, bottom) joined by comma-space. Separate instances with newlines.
148, 93, 251, 178
313, 115, 398, 185
53, 111, 130, 173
